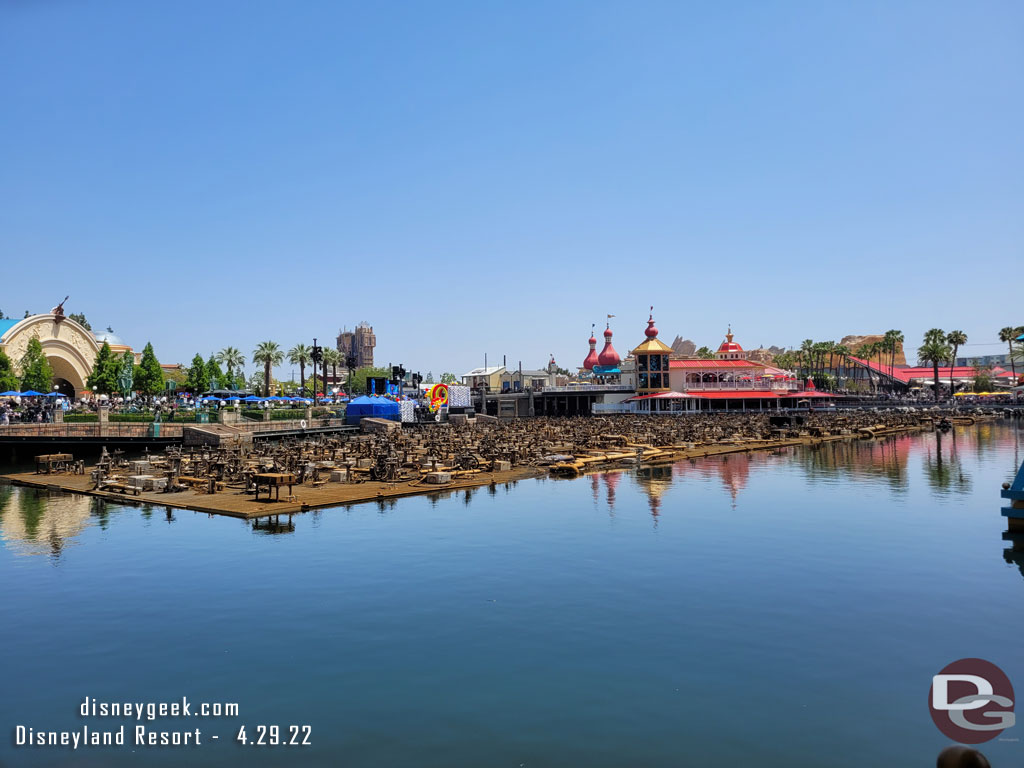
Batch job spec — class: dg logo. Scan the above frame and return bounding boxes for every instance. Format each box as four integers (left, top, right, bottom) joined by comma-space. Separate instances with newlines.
930, 658, 1015, 744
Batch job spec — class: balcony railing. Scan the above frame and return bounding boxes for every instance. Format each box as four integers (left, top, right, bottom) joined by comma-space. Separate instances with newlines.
682, 381, 799, 391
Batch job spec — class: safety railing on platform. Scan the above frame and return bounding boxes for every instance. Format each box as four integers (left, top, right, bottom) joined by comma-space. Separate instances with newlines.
0, 423, 184, 438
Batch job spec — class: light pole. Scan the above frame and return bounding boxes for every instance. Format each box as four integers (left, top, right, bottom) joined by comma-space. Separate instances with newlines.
311, 338, 323, 406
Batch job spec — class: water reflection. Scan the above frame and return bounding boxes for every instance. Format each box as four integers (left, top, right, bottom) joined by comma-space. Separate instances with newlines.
0, 488, 95, 559
923, 430, 971, 495
252, 516, 296, 535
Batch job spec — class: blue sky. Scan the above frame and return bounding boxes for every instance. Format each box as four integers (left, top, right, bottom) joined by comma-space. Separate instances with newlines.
2, 1, 1021, 378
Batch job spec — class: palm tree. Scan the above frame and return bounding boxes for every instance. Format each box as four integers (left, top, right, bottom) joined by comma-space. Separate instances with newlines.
918, 329, 951, 402
252, 341, 283, 397
322, 348, 341, 392
216, 346, 245, 389
999, 326, 1023, 378
885, 330, 904, 383
288, 343, 312, 395
857, 342, 877, 393
946, 330, 967, 394
800, 339, 815, 379
833, 344, 851, 389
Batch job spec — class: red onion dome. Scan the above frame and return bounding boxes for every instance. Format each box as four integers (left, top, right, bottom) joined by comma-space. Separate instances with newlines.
645, 312, 658, 338
597, 323, 620, 367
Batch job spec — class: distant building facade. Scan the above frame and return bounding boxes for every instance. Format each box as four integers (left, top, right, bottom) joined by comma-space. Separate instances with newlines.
955, 353, 1010, 368
336, 322, 376, 368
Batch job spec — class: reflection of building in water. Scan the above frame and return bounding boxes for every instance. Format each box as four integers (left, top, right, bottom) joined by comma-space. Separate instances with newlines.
672, 453, 751, 507
635, 465, 674, 521
603, 471, 621, 513
0, 488, 93, 558
1002, 455, 1024, 580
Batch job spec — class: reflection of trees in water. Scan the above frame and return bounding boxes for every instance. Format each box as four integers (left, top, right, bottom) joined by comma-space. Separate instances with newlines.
0, 483, 12, 522
0, 487, 94, 559
90, 497, 112, 530
790, 437, 910, 492
924, 430, 971, 495
18, 489, 46, 538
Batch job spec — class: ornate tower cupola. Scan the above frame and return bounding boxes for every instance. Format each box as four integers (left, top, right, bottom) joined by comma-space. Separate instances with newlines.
597, 323, 621, 368
630, 307, 672, 393
716, 326, 744, 360
583, 324, 599, 371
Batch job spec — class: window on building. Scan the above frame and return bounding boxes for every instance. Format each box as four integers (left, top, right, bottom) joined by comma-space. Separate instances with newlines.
639, 373, 649, 389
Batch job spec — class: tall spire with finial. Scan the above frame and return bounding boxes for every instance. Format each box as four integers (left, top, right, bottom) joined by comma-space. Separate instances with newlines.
645, 305, 659, 339
598, 319, 620, 367
583, 323, 599, 370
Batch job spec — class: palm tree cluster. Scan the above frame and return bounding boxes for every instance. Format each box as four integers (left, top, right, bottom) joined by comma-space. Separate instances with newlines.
773, 340, 854, 390
999, 325, 1024, 379
917, 329, 952, 402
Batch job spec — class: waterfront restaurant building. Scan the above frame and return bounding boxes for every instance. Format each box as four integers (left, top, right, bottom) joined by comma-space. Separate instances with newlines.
618, 319, 832, 412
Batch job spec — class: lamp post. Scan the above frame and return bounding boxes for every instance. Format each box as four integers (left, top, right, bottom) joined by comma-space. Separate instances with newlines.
311, 338, 323, 406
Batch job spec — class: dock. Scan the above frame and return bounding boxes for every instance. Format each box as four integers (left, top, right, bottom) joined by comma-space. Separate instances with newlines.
0, 418, 947, 520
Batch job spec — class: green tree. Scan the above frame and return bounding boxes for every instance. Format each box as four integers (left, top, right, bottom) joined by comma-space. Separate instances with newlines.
440, 372, 458, 385
252, 341, 284, 397
187, 354, 207, 394
68, 312, 91, 330
130, 342, 163, 395
972, 364, 994, 393
945, 330, 967, 393
288, 343, 312, 394
216, 346, 245, 389
19, 338, 53, 392
205, 355, 225, 390
346, 366, 391, 395
0, 349, 19, 391
247, 371, 265, 393
833, 344, 851, 386
86, 341, 120, 394
0, 308, 6, 320
695, 346, 715, 359
322, 348, 341, 391
918, 329, 951, 402
884, 330, 903, 382
999, 326, 1023, 379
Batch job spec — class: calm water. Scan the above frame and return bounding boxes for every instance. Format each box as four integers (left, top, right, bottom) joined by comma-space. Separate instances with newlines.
2, 423, 1023, 767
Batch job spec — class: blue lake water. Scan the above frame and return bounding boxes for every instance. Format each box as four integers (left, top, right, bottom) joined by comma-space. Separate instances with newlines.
2, 422, 1023, 767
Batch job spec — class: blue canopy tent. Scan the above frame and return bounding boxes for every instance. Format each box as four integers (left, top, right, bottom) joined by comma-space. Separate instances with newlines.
20, 390, 46, 396
345, 395, 400, 425
242, 395, 263, 403
0, 390, 20, 396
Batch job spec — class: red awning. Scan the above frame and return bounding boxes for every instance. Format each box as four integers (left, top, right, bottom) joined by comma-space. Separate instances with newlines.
780, 391, 835, 398
627, 391, 695, 401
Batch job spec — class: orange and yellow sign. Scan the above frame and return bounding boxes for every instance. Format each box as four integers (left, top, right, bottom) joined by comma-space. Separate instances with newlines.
427, 383, 449, 412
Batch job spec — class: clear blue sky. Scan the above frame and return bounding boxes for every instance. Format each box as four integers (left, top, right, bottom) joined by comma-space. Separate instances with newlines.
2, 1, 1021, 378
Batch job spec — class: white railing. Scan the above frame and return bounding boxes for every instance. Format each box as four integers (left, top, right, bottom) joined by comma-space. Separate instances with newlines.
543, 384, 634, 393
591, 402, 636, 414
682, 381, 799, 391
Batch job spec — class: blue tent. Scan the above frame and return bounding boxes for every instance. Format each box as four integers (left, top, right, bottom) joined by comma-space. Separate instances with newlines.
346, 395, 400, 425
0, 390, 20, 396
20, 390, 46, 396
242, 395, 263, 402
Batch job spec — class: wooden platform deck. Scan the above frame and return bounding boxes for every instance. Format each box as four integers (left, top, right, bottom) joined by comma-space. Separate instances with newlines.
1, 425, 931, 519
